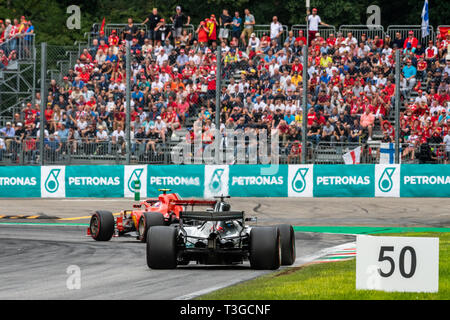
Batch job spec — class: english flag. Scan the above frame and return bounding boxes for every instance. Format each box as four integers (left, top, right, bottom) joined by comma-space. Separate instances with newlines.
343, 146, 361, 164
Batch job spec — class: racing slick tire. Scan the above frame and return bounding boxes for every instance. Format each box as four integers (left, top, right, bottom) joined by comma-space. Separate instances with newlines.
138, 212, 165, 242
146, 226, 178, 269
249, 227, 281, 270
277, 224, 296, 265
89, 211, 115, 241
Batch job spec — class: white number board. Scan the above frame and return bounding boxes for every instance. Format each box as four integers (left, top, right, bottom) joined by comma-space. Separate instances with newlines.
356, 235, 439, 293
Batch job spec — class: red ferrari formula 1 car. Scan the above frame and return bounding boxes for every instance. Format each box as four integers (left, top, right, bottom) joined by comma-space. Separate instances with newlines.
87, 189, 217, 242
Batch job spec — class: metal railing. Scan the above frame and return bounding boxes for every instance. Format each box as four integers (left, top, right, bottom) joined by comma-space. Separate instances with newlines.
0, 33, 35, 62
338, 25, 385, 42
291, 24, 336, 39
386, 25, 435, 45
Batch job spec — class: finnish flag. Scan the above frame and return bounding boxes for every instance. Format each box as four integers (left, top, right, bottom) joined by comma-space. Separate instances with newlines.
421, 0, 429, 38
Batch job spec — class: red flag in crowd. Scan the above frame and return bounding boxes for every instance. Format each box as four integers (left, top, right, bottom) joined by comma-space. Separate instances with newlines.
100, 18, 106, 34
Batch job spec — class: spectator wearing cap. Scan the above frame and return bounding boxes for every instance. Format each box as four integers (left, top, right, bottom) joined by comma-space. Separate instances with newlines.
171, 6, 190, 41
1, 121, 16, 152
196, 20, 209, 46
403, 30, 418, 54
402, 59, 417, 93
247, 32, 260, 55
306, 8, 330, 46
108, 29, 120, 48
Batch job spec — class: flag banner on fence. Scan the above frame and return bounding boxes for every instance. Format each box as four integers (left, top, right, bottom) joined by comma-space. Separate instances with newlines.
379, 143, 402, 164
421, 0, 429, 38
343, 146, 361, 164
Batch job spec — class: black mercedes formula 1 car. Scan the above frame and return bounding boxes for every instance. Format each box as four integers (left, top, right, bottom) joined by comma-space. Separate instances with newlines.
146, 196, 296, 270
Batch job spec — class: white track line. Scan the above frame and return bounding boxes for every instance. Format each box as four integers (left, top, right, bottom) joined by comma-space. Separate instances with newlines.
174, 241, 356, 300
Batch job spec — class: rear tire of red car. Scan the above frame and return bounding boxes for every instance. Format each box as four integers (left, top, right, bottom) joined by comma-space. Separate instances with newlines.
249, 227, 281, 270
90, 211, 114, 241
138, 212, 165, 242
146, 226, 178, 269
277, 224, 296, 265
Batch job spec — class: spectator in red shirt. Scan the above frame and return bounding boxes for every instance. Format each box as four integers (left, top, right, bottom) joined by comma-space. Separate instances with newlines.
403, 30, 418, 54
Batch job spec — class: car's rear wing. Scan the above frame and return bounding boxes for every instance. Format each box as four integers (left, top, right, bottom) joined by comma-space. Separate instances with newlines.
171, 200, 217, 207
180, 211, 244, 222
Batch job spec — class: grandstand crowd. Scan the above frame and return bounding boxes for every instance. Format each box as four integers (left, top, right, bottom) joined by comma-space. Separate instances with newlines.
0, 16, 35, 69
1, 7, 450, 164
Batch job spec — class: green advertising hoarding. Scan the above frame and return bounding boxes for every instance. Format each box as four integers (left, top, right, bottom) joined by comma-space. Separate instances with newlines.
313, 164, 375, 197
147, 165, 204, 198
400, 164, 450, 197
0, 164, 450, 198
0, 166, 40, 197
65, 165, 124, 198
229, 165, 288, 197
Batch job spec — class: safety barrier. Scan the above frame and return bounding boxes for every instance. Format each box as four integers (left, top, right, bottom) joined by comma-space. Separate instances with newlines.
0, 164, 449, 198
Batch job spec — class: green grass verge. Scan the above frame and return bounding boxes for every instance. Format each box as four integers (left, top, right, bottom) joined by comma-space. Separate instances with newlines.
198, 232, 450, 300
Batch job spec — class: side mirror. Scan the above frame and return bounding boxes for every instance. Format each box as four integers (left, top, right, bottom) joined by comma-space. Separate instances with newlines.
245, 217, 257, 222
133, 204, 142, 209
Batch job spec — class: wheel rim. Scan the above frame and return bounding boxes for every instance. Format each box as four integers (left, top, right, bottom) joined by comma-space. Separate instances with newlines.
90, 215, 99, 237
138, 218, 145, 237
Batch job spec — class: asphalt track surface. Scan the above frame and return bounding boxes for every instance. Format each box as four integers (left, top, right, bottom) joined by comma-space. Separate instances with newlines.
0, 198, 449, 300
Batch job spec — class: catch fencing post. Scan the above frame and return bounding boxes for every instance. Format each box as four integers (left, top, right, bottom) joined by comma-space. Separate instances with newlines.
301, 1, 309, 164
215, 45, 222, 165
125, 44, 131, 165
394, 49, 401, 164
39, 42, 47, 166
